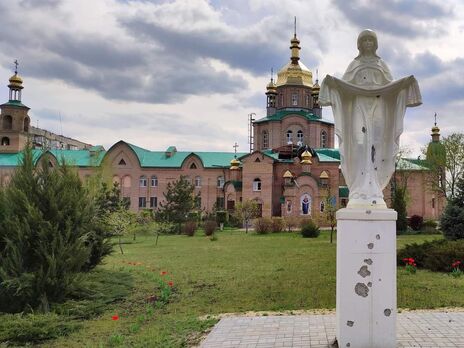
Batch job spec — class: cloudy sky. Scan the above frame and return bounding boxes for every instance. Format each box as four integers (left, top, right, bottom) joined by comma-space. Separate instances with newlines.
1, 0, 463, 156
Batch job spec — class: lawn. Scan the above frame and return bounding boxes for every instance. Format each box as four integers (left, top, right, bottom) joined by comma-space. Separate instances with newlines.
1, 230, 463, 347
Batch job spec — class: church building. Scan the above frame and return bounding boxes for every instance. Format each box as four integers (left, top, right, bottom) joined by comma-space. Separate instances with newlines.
0, 32, 445, 222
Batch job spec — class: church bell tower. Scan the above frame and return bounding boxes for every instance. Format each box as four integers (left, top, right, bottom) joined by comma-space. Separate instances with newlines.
0, 60, 30, 153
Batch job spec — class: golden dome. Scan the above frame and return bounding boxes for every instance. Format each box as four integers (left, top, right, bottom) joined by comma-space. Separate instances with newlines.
230, 157, 240, 170
300, 150, 312, 164
266, 79, 277, 93
8, 73, 23, 89
283, 170, 293, 178
431, 126, 440, 134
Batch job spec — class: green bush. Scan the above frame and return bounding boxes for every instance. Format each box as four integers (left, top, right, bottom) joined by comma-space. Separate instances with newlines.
271, 217, 286, 233
397, 239, 464, 272
203, 220, 217, 236
182, 221, 197, 236
301, 220, 320, 238
216, 211, 228, 225
409, 215, 423, 231
421, 219, 440, 234
254, 217, 272, 234
0, 313, 80, 344
155, 222, 178, 235
440, 204, 464, 240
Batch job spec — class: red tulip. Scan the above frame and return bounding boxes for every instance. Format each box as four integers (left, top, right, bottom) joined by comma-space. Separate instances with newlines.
112, 315, 119, 321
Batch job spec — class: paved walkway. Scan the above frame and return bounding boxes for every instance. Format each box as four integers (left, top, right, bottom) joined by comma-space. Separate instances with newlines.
200, 311, 464, 347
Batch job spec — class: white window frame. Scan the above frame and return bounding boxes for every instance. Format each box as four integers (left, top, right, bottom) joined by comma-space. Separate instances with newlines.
139, 176, 147, 187
253, 178, 262, 192
195, 176, 201, 188
292, 93, 298, 106
217, 176, 225, 188
151, 175, 158, 187
286, 130, 293, 144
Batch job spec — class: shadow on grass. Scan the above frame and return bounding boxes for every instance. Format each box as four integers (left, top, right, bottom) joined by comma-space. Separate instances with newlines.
0, 269, 133, 345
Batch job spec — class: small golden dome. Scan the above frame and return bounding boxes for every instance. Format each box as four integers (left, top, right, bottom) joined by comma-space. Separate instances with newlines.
431, 126, 440, 134
319, 170, 329, 179
301, 150, 312, 164
8, 73, 23, 89
283, 170, 293, 178
312, 80, 320, 95
266, 80, 277, 90
230, 157, 240, 170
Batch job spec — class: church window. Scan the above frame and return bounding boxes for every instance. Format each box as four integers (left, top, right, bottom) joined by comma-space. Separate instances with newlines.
217, 176, 224, 188
23, 117, 30, 132
138, 197, 146, 208
297, 130, 304, 145
118, 158, 126, 165
195, 176, 201, 188
320, 130, 328, 148
122, 175, 131, 188
139, 175, 147, 187
216, 197, 225, 209
262, 130, 269, 149
190, 163, 197, 169
151, 175, 158, 187
292, 93, 298, 106
320, 201, 325, 213
150, 196, 158, 208
432, 198, 435, 209
1, 137, 10, 146
305, 94, 310, 107
286, 130, 293, 144
3, 115, 12, 130
253, 178, 262, 191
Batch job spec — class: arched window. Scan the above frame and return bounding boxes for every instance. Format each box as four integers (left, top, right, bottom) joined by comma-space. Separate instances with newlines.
190, 163, 197, 169
262, 130, 269, 149
217, 176, 224, 188
139, 175, 147, 187
122, 175, 131, 188
151, 175, 158, 187
23, 117, 30, 132
3, 115, 12, 130
297, 130, 304, 145
1, 137, 10, 146
320, 130, 328, 148
195, 176, 201, 188
286, 130, 293, 144
252, 178, 262, 191
291, 93, 298, 106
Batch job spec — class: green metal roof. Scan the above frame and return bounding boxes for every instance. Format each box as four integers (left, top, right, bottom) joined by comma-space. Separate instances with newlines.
1, 100, 29, 109
0, 149, 42, 167
49, 149, 106, 167
125, 142, 247, 168
339, 186, 349, 198
314, 148, 340, 162
397, 158, 430, 171
254, 109, 334, 125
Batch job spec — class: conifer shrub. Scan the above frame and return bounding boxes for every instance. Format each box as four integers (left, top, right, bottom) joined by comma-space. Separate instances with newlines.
301, 220, 320, 238
271, 217, 286, 233
440, 204, 464, 240
0, 147, 106, 313
409, 215, 424, 231
254, 217, 272, 234
422, 219, 439, 234
183, 221, 197, 236
203, 220, 217, 236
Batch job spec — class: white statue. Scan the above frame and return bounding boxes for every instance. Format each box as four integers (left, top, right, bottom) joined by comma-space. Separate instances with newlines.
319, 29, 422, 208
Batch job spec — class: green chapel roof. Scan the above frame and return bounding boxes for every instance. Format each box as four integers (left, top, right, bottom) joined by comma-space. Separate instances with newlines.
396, 158, 430, 171
254, 109, 334, 125
1, 100, 29, 109
0, 149, 42, 167
125, 142, 247, 168
314, 148, 340, 162
49, 149, 106, 167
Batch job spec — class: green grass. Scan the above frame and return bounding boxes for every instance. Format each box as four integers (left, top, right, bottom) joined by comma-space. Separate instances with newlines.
1, 230, 463, 347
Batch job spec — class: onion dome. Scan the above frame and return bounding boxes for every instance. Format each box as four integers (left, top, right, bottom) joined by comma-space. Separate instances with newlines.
8, 73, 23, 90
276, 34, 313, 88
311, 79, 320, 95
283, 170, 293, 178
300, 150, 312, 164
230, 157, 240, 170
266, 78, 277, 94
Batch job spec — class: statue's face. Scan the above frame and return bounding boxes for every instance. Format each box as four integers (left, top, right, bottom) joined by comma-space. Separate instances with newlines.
361, 36, 375, 54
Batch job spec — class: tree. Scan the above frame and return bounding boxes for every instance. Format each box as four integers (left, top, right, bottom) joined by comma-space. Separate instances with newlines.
392, 186, 408, 232
392, 148, 410, 233
156, 176, 197, 232
323, 195, 337, 243
234, 200, 260, 233
0, 147, 104, 313
440, 174, 464, 240
105, 205, 135, 254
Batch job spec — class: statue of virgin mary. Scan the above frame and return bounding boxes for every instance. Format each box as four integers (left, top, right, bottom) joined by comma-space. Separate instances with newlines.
319, 30, 422, 208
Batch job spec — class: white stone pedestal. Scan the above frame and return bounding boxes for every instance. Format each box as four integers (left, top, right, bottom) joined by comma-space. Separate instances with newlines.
335, 208, 397, 348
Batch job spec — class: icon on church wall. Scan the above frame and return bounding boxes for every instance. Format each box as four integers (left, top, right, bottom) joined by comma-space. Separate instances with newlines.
300, 194, 311, 215
286, 200, 292, 214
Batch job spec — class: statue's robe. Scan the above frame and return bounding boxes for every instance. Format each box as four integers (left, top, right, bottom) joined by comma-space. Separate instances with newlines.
319, 59, 421, 208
